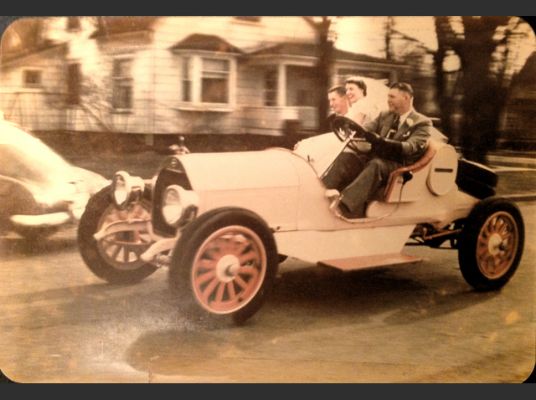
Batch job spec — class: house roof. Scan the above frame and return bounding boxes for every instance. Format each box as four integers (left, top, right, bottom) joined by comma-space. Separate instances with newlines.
89, 16, 158, 39
169, 34, 243, 54
1, 17, 63, 63
249, 42, 404, 65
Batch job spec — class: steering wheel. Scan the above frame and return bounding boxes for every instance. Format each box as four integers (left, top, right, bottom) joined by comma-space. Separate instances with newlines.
330, 115, 371, 153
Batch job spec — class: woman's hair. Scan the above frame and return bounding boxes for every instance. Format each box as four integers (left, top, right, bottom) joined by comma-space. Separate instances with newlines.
344, 77, 367, 96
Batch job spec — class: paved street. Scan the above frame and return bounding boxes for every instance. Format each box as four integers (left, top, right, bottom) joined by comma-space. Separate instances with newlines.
0, 200, 534, 383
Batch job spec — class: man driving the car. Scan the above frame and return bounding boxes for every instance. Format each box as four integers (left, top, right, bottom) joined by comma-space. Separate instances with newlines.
322, 82, 432, 219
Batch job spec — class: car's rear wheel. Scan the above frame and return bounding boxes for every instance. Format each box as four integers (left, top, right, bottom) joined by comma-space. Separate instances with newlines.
78, 186, 157, 284
169, 208, 278, 325
458, 197, 524, 291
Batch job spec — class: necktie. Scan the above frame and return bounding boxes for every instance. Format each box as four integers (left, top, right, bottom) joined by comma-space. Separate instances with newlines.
387, 115, 399, 139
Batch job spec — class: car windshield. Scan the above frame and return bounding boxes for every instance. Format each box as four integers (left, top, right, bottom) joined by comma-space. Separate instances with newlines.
0, 123, 73, 182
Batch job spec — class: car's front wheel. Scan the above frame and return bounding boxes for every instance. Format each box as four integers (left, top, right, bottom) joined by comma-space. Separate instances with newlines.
458, 197, 524, 291
78, 186, 157, 284
169, 208, 278, 325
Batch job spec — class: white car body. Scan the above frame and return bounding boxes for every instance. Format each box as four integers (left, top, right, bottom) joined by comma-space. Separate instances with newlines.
160, 134, 467, 269
79, 117, 523, 324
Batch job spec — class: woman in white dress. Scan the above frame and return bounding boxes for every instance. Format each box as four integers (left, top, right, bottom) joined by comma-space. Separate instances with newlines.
344, 76, 382, 126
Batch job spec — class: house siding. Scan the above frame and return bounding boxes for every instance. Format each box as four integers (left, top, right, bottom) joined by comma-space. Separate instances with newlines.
143, 16, 318, 135
1, 17, 420, 139
0, 46, 67, 131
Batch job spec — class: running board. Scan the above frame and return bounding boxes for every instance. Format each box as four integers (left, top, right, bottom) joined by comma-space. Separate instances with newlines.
319, 253, 422, 271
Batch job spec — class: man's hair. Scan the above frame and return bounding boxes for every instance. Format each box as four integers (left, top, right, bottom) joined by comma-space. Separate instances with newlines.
389, 82, 414, 97
328, 85, 347, 97
344, 76, 367, 96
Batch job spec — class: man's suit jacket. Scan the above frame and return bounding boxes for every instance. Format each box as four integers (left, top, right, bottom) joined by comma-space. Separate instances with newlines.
363, 109, 432, 165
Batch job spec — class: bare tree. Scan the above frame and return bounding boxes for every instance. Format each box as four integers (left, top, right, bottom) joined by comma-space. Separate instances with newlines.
385, 16, 395, 61
434, 16, 530, 163
304, 17, 337, 132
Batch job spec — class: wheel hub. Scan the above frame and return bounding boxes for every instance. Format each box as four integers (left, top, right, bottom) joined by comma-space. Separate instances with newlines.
488, 233, 504, 256
216, 254, 241, 282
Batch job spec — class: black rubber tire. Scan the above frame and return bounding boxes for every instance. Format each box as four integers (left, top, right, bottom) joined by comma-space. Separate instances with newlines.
169, 207, 278, 325
77, 185, 157, 284
458, 197, 524, 291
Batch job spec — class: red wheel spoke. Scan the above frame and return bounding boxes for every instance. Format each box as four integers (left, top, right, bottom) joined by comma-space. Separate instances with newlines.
240, 265, 259, 279
214, 237, 232, 253
204, 243, 224, 260
197, 258, 217, 271
233, 240, 250, 256
226, 281, 237, 300
214, 282, 226, 304
234, 275, 249, 290
239, 250, 259, 266
200, 277, 220, 304
194, 270, 216, 286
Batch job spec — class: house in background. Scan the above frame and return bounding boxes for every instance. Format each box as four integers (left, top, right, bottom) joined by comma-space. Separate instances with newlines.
1, 16, 412, 144
0, 17, 68, 132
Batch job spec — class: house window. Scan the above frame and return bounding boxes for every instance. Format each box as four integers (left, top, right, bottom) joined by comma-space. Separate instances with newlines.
112, 58, 133, 110
177, 55, 235, 108
263, 69, 277, 106
23, 70, 42, 87
66, 17, 81, 31
66, 63, 81, 105
201, 58, 229, 103
181, 57, 191, 102
286, 66, 317, 107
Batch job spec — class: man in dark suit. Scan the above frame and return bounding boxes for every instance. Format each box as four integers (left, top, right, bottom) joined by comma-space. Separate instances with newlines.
322, 82, 432, 219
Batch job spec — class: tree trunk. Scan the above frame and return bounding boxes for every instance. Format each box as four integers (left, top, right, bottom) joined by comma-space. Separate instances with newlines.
458, 17, 509, 163
316, 18, 334, 133
434, 16, 511, 163
433, 17, 455, 142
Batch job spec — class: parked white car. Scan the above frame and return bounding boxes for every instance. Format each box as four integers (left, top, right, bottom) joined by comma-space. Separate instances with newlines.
78, 117, 524, 324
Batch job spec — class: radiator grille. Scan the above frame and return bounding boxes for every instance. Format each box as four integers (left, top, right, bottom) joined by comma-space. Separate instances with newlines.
152, 160, 192, 236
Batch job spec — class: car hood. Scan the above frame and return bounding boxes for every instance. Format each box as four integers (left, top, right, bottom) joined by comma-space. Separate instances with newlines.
176, 148, 301, 191
22, 164, 108, 196
71, 166, 110, 193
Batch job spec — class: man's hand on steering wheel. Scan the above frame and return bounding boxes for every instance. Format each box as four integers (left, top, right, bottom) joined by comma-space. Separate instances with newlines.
329, 115, 404, 162
330, 115, 374, 152
362, 130, 381, 144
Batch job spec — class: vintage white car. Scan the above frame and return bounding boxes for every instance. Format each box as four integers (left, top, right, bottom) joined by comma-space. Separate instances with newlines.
78, 117, 525, 325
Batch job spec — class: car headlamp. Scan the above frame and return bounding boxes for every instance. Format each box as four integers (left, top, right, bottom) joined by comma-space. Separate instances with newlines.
162, 185, 199, 227
111, 171, 145, 208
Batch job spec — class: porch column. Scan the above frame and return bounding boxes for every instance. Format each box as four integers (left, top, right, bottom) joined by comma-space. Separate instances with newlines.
277, 63, 286, 107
